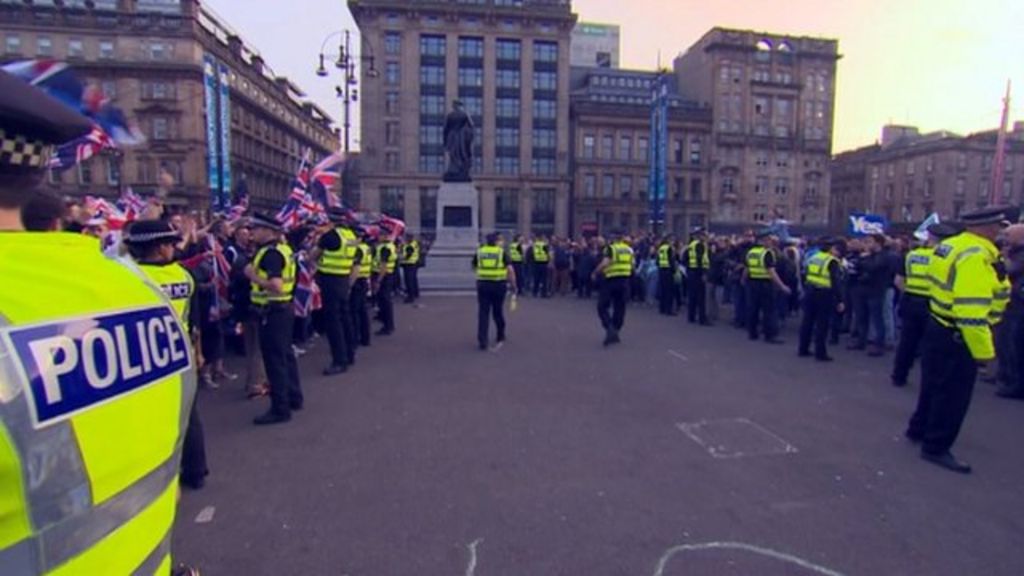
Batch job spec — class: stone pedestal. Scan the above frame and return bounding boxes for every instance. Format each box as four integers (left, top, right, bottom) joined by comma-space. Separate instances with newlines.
420, 181, 480, 292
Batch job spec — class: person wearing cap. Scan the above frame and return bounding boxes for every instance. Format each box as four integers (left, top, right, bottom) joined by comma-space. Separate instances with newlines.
996, 223, 1024, 399
655, 234, 677, 316
401, 233, 422, 304
744, 230, 792, 344
798, 238, 846, 361
311, 208, 359, 376
532, 234, 552, 298
891, 223, 956, 386
906, 206, 1011, 473
375, 231, 399, 335
684, 227, 712, 326
473, 232, 517, 350
352, 228, 376, 347
508, 234, 526, 296
245, 213, 304, 425
592, 230, 634, 346
0, 69, 200, 573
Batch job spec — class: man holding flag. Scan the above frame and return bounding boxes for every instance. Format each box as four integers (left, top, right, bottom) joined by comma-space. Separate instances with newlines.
311, 208, 360, 375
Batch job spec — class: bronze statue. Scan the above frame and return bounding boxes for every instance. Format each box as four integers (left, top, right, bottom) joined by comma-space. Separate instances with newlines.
443, 99, 474, 182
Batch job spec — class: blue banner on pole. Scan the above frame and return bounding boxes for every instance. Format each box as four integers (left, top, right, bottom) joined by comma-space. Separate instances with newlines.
202, 54, 220, 205
217, 62, 232, 211
848, 213, 888, 236
648, 74, 668, 228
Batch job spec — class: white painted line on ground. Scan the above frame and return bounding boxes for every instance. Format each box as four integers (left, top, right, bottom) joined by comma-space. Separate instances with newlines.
465, 538, 483, 576
667, 350, 689, 362
652, 541, 845, 576
194, 506, 215, 524
677, 418, 798, 459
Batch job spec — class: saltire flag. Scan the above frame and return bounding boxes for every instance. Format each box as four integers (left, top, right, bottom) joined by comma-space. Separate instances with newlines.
293, 251, 321, 318
48, 123, 116, 171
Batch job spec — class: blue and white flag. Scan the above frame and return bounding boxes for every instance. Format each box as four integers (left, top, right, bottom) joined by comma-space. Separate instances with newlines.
848, 213, 888, 236
913, 213, 940, 241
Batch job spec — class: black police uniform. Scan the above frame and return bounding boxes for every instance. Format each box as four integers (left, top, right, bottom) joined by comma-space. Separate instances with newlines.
686, 239, 710, 325
317, 227, 355, 371
376, 243, 396, 335
798, 250, 844, 360
747, 248, 780, 342
656, 242, 676, 315
351, 243, 372, 347
254, 239, 303, 423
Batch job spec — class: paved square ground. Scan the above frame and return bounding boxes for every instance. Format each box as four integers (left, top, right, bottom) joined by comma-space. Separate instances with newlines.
173, 296, 1024, 575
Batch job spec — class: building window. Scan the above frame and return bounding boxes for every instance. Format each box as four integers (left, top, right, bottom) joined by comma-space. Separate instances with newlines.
689, 138, 701, 165
380, 186, 405, 219
621, 175, 633, 198
101, 80, 117, 99
582, 135, 595, 159
755, 176, 769, 196
532, 188, 556, 232
496, 69, 520, 89
673, 139, 683, 164
385, 62, 400, 85
145, 41, 173, 61
495, 188, 519, 228
98, 39, 115, 59
420, 34, 446, 57
583, 173, 595, 198
496, 127, 519, 148
532, 128, 556, 149
532, 100, 556, 119
906, 160, 915, 175
602, 174, 614, 199
420, 65, 445, 86
137, 0, 183, 13
77, 161, 92, 185
5, 35, 22, 55
637, 137, 649, 162
496, 38, 521, 61
775, 178, 789, 195
496, 98, 519, 118
639, 176, 649, 195
37, 37, 53, 57
419, 154, 444, 174
954, 178, 966, 198
495, 156, 519, 175
420, 94, 446, 115
690, 178, 703, 202
67, 39, 84, 59
618, 136, 632, 161
532, 158, 556, 176
384, 32, 401, 55
533, 41, 558, 63
458, 36, 483, 58
385, 122, 399, 146
106, 158, 120, 186
420, 186, 437, 232
533, 71, 557, 91
152, 117, 169, 140
385, 152, 400, 171
386, 91, 399, 115
458, 68, 483, 87
601, 135, 613, 159
722, 176, 735, 195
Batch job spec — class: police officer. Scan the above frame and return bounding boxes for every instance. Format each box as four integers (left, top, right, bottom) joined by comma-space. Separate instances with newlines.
906, 206, 1011, 473
593, 230, 634, 346
474, 233, 517, 350
532, 235, 551, 297
508, 235, 526, 296
685, 227, 711, 325
311, 208, 359, 375
798, 238, 846, 361
656, 234, 676, 315
744, 230, 791, 343
401, 233, 421, 304
0, 70, 199, 573
351, 228, 375, 348
245, 213, 303, 425
891, 224, 957, 386
375, 232, 398, 335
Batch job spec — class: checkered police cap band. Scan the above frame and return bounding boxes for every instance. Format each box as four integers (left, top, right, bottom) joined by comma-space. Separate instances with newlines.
0, 128, 51, 168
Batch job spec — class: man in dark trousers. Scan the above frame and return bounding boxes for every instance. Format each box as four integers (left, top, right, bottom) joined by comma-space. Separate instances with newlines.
685, 227, 711, 325
656, 234, 676, 315
375, 232, 398, 335
798, 238, 846, 361
907, 206, 1010, 473
310, 209, 359, 375
351, 229, 374, 347
593, 230, 635, 346
532, 235, 551, 297
744, 230, 791, 343
401, 233, 421, 304
508, 235, 526, 295
473, 233, 517, 350
891, 224, 956, 386
245, 213, 303, 425
997, 224, 1024, 399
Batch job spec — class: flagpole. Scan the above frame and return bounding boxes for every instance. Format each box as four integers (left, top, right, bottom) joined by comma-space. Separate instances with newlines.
989, 80, 1011, 206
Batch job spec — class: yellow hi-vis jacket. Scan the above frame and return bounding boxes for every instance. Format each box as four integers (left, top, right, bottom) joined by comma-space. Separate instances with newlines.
927, 231, 1001, 360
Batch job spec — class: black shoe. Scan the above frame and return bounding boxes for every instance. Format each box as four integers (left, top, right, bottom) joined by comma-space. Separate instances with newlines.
921, 450, 972, 474
904, 430, 923, 443
798, 351, 812, 358
322, 364, 348, 376
847, 343, 866, 351
478, 342, 488, 351
290, 401, 304, 411
892, 378, 908, 388
765, 338, 785, 345
815, 355, 834, 362
828, 338, 839, 346
376, 329, 393, 336
253, 411, 291, 426
996, 387, 1024, 399
603, 330, 615, 347
180, 477, 205, 491
700, 321, 712, 326
610, 330, 621, 344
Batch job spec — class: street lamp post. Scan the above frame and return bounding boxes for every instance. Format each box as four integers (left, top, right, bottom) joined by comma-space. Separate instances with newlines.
317, 30, 377, 154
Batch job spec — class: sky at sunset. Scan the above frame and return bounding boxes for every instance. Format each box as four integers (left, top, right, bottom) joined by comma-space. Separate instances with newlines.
205, 0, 1023, 153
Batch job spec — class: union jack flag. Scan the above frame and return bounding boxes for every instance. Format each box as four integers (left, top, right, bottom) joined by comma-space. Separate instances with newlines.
116, 187, 147, 221
292, 250, 321, 318
207, 235, 233, 320
310, 152, 345, 209
48, 124, 115, 171
276, 151, 312, 229
224, 178, 249, 224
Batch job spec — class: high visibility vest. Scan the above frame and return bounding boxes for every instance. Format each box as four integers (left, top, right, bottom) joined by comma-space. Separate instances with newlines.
401, 240, 420, 266
992, 273, 1011, 326
251, 243, 296, 305
805, 252, 836, 289
687, 240, 710, 270
318, 227, 357, 276
356, 243, 374, 280
508, 244, 524, 263
903, 247, 932, 297
657, 244, 672, 269
927, 232, 1001, 360
747, 246, 770, 280
377, 242, 397, 274
0, 232, 196, 575
476, 245, 508, 281
533, 242, 550, 263
605, 241, 634, 278
138, 262, 195, 331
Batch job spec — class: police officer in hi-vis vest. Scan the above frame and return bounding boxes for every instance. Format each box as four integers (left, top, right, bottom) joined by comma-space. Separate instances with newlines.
798, 238, 846, 362
593, 230, 635, 346
0, 70, 200, 574
401, 233, 421, 304
508, 235, 526, 296
907, 206, 1012, 474
891, 223, 958, 387
245, 213, 304, 426
124, 220, 209, 491
744, 229, 792, 344
532, 235, 551, 298
311, 208, 360, 376
375, 233, 398, 335
474, 233, 518, 350
655, 234, 676, 316
351, 228, 375, 348
685, 227, 712, 325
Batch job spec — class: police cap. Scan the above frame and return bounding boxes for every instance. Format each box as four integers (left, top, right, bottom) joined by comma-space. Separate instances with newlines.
249, 212, 283, 232
926, 223, 960, 239
691, 226, 707, 236
960, 206, 1013, 227
0, 69, 92, 175
123, 219, 181, 245
327, 207, 352, 225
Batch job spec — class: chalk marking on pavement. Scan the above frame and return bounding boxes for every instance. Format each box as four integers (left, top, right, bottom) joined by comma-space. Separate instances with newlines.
652, 541, 845, 576
677, 418, 798, 459
465, 538, 483, 576
194, 506, 216, 524
667, 350, 689, 362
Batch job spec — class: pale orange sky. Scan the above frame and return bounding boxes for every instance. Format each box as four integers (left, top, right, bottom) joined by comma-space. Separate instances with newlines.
208, 0, 1023, 153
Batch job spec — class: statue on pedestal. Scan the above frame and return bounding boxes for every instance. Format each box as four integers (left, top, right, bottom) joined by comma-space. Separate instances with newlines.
443, 99, 474, 183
